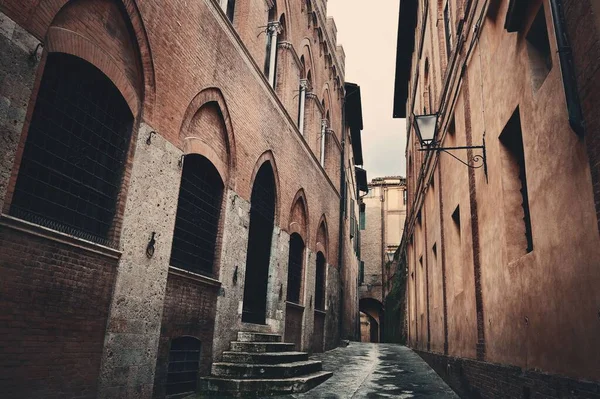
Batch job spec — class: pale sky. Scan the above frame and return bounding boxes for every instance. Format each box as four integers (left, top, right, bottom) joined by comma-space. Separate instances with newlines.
327, 0, 407, 179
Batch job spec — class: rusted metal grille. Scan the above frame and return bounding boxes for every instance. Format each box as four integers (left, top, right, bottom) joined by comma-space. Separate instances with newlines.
315, 251, 326, 310
242, 163, 276, 324
10, 53, 133, 247
170, 155, 224, 276
286, 233, 304, 304
166, 337, 201, 397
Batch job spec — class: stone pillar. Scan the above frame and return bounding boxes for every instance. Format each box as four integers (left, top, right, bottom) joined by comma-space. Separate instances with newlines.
298, 79, 308, 135
0, 11, 41, 211
266, 227, 290, 332
98, 124, 182, 398
267, 22, 281, 87
212, 191, 251, 361
302, 249, 317, 351
320, 119, 328, 167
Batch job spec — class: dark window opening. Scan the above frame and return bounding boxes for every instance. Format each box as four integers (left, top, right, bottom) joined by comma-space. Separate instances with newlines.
500, 109, 533, 260
526, 5, 552, 91
359, 202, 366, 230
444, 2, 452, 61
226, 0, 235, 22
448, 116, 456, 137
242, 163, 276, 324
166, 337, 201, 397
10, 53, 133, 247
170, 155, 224, 276
359, 261, 365, 284
452, 205, 461, 238
315, 252, 326, 310
286, 233, 305, 304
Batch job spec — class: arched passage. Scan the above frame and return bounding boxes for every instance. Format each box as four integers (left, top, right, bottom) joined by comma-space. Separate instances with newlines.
359, 298, 385, 343
242, 162, 277, 324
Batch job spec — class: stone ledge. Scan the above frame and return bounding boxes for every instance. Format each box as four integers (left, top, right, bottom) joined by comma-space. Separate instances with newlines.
168, 266, 222, 287
0, 213, 122, 260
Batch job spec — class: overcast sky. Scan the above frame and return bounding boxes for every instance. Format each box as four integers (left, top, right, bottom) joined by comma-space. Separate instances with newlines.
327, 0, 407, 179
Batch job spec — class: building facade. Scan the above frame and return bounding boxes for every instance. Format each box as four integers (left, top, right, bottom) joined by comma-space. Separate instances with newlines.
394, 0, 600, 397
0, 0, 365, 397
358, 176, 407, 342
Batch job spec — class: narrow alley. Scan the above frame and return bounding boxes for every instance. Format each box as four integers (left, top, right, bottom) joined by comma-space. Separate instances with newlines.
278, 343, 457, 399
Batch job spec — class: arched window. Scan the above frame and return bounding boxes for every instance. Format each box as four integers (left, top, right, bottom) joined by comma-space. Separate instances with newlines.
166, 337, 201, 397
242, 162, 276, 324
170, 155, 224, 276
315, 251, 326, 310
10, 53, 134, 247
286, 233, 305, 303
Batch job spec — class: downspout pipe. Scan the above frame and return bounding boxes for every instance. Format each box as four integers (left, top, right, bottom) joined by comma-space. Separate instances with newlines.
549, 0, 585, 136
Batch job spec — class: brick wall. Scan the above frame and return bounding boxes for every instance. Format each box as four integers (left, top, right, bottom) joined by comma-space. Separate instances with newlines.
563, 0, 600, 235
152, 273, 219, 399
418, 351, 600, 399
0, 225, 117, 399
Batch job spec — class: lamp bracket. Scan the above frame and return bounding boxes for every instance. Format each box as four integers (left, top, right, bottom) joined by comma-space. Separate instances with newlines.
418, 135, 488, 183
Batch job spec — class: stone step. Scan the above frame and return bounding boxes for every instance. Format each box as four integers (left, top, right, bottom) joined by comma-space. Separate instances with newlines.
198, 370, 333, 397
237, 332, 282, 343
221, 351, 309, 364
230, 341, 295, 353
211, 360, 322, 379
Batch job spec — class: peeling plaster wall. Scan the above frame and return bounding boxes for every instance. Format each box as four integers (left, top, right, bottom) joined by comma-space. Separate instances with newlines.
98, 124, 182, 398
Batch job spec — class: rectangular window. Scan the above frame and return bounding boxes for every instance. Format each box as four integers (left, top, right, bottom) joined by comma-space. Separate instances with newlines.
359, 203, 366, 230
359, 261, 365, 285
500, 109, 533, 262
350, 198, 356, 238
526, 5, 552, 91
443, 2, 452, 60
226, 0, 235, 22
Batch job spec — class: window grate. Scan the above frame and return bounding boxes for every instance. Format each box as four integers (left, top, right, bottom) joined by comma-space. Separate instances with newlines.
10, 53, 133, 248
286, 233, 304, 304
166, 337, 201, 397
170, 155, 224, 277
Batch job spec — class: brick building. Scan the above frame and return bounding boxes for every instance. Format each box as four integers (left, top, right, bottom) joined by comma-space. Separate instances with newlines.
394, 0, 600, 397
0, 0, 366, 397
358, 176, 406, 343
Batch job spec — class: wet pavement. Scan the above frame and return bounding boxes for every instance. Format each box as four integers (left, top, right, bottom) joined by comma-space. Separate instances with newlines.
278, 343, 458, 399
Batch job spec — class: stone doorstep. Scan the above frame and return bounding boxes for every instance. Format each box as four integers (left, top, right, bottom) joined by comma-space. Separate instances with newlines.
221, 351, 309, 364
230, 342, 296, 353
198, 370, 333, 397
211, 360, 322, 379
237, 332, 282, 343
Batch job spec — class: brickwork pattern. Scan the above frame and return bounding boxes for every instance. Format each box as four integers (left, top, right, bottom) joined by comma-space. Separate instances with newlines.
152, 274, 219, 399
419, 351, 600, 399
0, 226, 117, 399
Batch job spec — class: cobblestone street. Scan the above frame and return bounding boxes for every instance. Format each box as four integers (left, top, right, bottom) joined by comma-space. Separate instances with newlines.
278, 343, 457, 399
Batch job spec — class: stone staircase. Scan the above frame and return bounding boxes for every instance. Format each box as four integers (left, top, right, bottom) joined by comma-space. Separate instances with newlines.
197, 332, 332, 397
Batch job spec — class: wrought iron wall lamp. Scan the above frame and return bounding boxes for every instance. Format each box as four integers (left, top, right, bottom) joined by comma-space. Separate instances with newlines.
413, 113, 488, 182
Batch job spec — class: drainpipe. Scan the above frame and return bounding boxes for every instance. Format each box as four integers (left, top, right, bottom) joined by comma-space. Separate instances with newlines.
338, 102, 347, 343
267, 21, 281, 87
549, 0, 585, 136
298, 79, 308, 135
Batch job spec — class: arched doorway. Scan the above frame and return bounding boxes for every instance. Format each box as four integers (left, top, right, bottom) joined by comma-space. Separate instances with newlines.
359, 298, 384, 343
242, 162, 276, 324
284, 233, 305, 349
312, 251, 326, 352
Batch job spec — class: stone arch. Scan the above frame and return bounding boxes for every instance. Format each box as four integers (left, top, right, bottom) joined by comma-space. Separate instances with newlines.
315, 215, 329, 261
300, 39, 315, 87
39, 0, 155, 118
179, 88, 237, 187
274, 0, 293, 40
360, 297, 385, 343
321, 85, 332, 119
249, 151, 281, 225
288, 189, 309, 243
